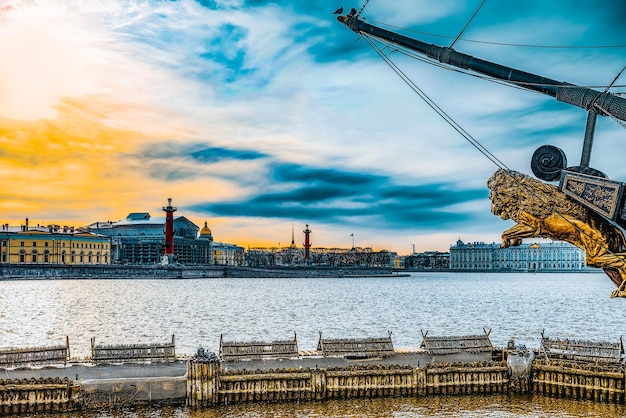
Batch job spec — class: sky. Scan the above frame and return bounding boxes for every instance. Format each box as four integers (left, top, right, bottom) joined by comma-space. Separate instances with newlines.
0, 0, 625, 253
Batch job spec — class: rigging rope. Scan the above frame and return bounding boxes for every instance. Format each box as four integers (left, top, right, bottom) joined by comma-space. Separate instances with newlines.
450, 0, 486, 49
362, 35, 507, 170
360, 32, 626, 276
590, 65, 626, 130
356, 0, 370, 18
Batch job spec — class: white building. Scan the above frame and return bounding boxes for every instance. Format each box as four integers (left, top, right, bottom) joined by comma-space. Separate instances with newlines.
449, 240, 595, 272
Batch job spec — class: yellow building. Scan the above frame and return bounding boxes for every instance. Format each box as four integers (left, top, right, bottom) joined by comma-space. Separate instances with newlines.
212, 242, 245, 266
0, 224, 111, 265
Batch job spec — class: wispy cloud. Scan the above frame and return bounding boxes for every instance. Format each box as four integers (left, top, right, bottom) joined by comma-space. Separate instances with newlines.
0, 0, 623, 251
189, 160, 486, 230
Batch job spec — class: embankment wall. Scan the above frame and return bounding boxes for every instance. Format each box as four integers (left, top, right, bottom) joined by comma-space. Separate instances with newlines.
0, 264, 396, 279
0, 264, 223, 279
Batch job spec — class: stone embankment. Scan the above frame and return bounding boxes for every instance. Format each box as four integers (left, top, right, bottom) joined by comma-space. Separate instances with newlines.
0, 264, 223, 279
223, 266, 398, 278
0, 264, 400, 279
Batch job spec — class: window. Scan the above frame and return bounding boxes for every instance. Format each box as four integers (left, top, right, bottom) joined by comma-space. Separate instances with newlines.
71, 251, 76, 263
80, 252, 84, 263
19, 252, 25, 263
20, 242, 24, 247
45, 242, 49, 247
61, 251, 66, 263
44, 251, 49, 263
33, 242, 36, 247
32, 254, 37, 263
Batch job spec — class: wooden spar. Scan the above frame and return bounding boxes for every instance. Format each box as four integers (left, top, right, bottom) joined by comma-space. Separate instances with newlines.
337, 9, 626, 123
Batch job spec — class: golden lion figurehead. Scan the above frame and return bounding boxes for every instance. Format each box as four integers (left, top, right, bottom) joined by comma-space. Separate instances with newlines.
487, 168, 626, 297
487, 168, 588, 223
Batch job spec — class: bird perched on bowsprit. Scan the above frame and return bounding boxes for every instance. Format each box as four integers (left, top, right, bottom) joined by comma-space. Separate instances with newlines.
333, 7, 343, 15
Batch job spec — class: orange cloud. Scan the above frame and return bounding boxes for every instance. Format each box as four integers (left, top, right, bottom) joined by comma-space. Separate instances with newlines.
0, 98, 154, 224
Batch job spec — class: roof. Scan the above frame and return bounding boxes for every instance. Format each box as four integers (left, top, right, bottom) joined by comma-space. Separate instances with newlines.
219, 333, 298, 362
126, 212, 151, 221
0, 226, 107, 238
112, 215, 192, 227
317, 331, 395, 358
540, 333, 624, 363
199, 221, 212, 237
420, 329, 493, 355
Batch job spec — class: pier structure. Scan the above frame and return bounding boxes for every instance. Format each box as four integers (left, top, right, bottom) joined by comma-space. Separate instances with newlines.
1, 331, 626, 414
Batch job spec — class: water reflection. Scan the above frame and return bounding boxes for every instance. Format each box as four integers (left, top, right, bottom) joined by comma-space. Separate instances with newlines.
29, 395, 626, 417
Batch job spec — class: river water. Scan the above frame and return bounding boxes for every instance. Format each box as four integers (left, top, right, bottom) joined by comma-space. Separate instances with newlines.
2, 272, 626, 416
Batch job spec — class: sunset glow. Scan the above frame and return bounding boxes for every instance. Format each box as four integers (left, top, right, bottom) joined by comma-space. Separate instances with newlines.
2, 1, 624, 252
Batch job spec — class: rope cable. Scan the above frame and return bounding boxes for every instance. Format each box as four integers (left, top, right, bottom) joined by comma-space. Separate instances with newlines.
363, 35, 508, 170
361, 31, 626, 277
356, 0, 370, 18
450, 0, 486, 49
586, 65, 626, 130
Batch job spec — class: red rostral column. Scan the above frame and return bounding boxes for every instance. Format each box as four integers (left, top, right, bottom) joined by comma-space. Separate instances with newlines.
303, 224, 312, 262
162, 198, 177, 259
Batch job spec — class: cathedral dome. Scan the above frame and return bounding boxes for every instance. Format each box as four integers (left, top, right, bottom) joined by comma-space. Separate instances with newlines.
199, 221, 213, 240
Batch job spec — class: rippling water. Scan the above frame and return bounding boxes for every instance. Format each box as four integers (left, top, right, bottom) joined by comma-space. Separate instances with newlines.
30, 395, 626, 417
2, 272, 626, 416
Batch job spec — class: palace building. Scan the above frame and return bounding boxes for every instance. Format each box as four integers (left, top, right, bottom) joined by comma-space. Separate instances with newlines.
0, 221, 111, 265
89, 210, 212, 265
449, 239, 595, 272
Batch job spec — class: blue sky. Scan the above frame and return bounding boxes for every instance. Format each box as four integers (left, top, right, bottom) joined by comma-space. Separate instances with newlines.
1, 0, 625, 252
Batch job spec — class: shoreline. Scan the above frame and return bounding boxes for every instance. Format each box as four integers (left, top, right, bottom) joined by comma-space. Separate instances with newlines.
0, 264, 599, 280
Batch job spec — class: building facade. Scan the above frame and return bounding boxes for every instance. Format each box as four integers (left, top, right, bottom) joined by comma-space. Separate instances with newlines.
212, 242, 245, 266
0, 223, 111, 265
449, 239, 594, 272
242, 246, 397, 268
89, 212, 212, 265
404, 251, 450, 270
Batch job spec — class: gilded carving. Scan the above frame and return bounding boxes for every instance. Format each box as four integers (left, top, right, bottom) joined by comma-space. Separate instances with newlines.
560, 172, 623, 219
487, 169, 626, 298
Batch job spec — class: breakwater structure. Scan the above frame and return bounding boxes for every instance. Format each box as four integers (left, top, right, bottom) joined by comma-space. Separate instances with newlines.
187, 331, 626, 407
1, 331, 625, 415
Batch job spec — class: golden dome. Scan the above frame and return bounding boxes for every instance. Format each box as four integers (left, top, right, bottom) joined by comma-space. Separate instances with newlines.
199, 221, 212, 238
